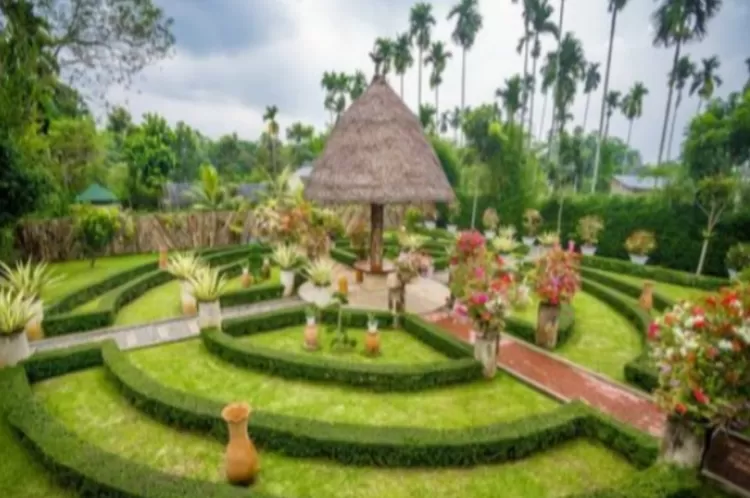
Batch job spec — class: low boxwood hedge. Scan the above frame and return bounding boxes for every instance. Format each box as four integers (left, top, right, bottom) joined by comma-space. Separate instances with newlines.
581, 268, 675, 311
581, 255, 728, 290
202, 306, 483, 391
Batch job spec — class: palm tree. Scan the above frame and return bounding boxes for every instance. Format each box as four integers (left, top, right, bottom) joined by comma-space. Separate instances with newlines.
581, 62, 601, 131
621, 82, 648, 148
744, 57, 750, 92
547, 0, 566, 169
409, 3, 437, 111
440, 111, 450, 134
348, 70, 368, 101
448, 0, 484, 121
286, 122, 315, 166
393, 33, 414, 99
419, 104, 437, 132
602, 90, 621, 149
321, 71, 337, 124
524, 0, 558, 148
514, 0, 533, 137
448, 106, 462, 142
372, 37, 395, 77
547, 32, 585, 162
496, 75, 524, 126
690, 55, 722, 115
191, 163, 227, 210
591, 0, 629, 193
539, 51, 557, 141
263, 105, 279, 174
652, 0, 722, 165
665, 56, 695, 161
425, 41, 452, 125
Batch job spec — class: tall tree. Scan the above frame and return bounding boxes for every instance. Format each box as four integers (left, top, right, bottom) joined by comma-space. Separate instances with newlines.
652, 0, 722, 165
514, 0, 533, 137
372, 37, 395, 77
409, 3, 437, 112
690, 55, 722, 115
539, 51, 557, 140
591, 0, 629, 193
745, 56, 750, 91
425, 41, 452, 126
523, 0, 558, 148
419, 104, 437, 133
286, 122, 315, 166
448, 0, 483, 127
665, 55, 695, 161
348, 70, 368, 101
621, 82, 648, 148
546, 0, 566, 170
496, 75, 524, 126
581, 62, 601, 131
448, 106, 462, 143
547, 32, 585, 165
263, 106, 279, 175
603, 90, 621, 145
392, 33, 414, 99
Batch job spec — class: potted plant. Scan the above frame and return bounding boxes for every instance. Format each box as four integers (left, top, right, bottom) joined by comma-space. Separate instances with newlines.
576, 215, 604, 256
522, 209, 542, 246
0, 289, 35, 366
303, 306, 319, 351
725, 243, 750, 279
533, 245, 581, 349
259, 257, 272, 281
648, 285, 750, 468
273, 244, 305, 296
482, 208, 499, 239
625, 230, 656, 265
497, 225, 517, 240
398, 233, 427, 254
491, 236, 519, 258
166, 253, 203, 315
365, 312, 380, 356
422, 205, 437, 230
0, 260, 61, 341
188, 266, 228, 329
326, 291, 356, 352
305, 258, 335, 308
241, 265, 253, 288
537, 231, 559, 249
446, 202, 461, 233
404, 206, 423, 231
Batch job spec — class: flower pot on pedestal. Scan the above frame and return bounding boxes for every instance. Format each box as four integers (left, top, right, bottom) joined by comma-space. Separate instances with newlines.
303, 316, 319, 350
25, 300, 44, 341
661, 416, 706, 468
221, 402, 260, 485
198, 300, 222, 329
536, 302, 560, 349
0, 330, 30, 367
424, 221, 436, 230
180, 281, 197, 316
310, 285, 332, 308
522, 236, 536, 247
365, 320, 380, 356
639, 281, 654, 312
241, 268, 252, 288
473, 332, 499, 378
629, 254, 649, 265
280, 269, 295, 297
484, 230, 496, 239
581, 244, 597, 256
447, 224, 457, 234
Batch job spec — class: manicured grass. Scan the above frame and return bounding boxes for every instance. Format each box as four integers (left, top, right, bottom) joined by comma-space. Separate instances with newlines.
224, 267, 280, 292
129, 340, 558, 428
509, 297, 539, 323
43, 253, 157, 304
0, 420, 76, 497
597, 270, 710, 303
239, 325, 449, 364
34, 368, 637, 498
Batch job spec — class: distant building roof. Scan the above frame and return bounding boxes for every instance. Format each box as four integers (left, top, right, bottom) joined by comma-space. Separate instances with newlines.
235, 183, 266, 202
611, 175, 666, 192
75, 183, 119, 205
289, 163, 314, 186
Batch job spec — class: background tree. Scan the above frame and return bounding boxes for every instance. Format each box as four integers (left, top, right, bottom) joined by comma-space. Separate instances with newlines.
190, 163, 229, 210
47, 116, 107, 197
515, 0, 533, 137
409, 2, 436, 111
286, 122, 315, 166
665, 55, 695, 161
538, 51, 557, 140
419, 104, 437, 133
695, 175, 737, 275
393, 33, 414, 99
448, 0, 483, 128
496, 75, 523, 126
581, 62, 601, 131
547, 32, 585, 165
448, 106, 462, 142
348, 70, 368, 101
123, 113, 176, 209
372, 37, 395, 77
171, 121, 203, 181
691, 55, 722, 115
425, 41, 452, 125
621, 82, 648, 149
263, 105, 280, 174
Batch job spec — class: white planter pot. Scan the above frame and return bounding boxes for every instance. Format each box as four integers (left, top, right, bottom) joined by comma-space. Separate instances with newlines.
522, 236, 536, 246
473, 334, 499, 379
661, 417, 706, 468
25, 300, 44, 340
180, 280, 197, 315
0, 331, 30, 367
423, 221, 436, 230
367, 323, 378, 334
484, 230, 496, 239
447, 224, 457, 234
581, 244, 597, 256
629, 254, 649, 266
309, 285, 332, 308
280, 269, 296, 297
728, 268, 737, 279
306, 316, 316, 327
198, 300, 222, 329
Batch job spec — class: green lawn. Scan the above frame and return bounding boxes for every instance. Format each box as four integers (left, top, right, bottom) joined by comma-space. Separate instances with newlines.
128, 340, 558, 428
239, 325, 449, 364
596, 270, 710, 303
223, 267, 280, 292
33, 368, 637, 498
43, 253, 157, 304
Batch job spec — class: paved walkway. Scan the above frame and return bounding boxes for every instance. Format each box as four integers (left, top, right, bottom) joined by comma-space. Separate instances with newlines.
423, 310, 666, 437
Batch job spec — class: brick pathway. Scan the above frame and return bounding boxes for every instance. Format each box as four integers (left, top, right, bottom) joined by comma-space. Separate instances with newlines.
423, 310, 666, 437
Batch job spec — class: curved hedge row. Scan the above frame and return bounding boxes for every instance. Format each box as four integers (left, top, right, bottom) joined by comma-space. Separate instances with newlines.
203, 307, 483, 391
581, 255, 728, 290
581, 268, 675, 311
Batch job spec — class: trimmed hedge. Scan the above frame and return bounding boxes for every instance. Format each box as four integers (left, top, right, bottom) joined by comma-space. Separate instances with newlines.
202, 307, 483, 391
581, 267, 675, 311
581, 255, 729, 290
21, 342, 104, 383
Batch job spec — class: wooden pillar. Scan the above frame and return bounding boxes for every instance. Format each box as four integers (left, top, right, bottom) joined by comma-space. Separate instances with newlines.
370, 204, 384, 272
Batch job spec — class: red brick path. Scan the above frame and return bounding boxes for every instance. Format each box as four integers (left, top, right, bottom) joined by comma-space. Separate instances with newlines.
423, 311, 666, 437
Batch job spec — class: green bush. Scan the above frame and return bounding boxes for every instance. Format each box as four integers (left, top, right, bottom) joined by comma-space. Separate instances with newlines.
726, 242, 750, 271
581, 268, 675, 311
582, 255, 728, 290
22, 342, 104, 383
71, 205, 131, 267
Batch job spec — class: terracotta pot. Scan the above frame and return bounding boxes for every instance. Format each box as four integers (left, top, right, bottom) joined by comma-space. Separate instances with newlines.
639, 281, 654, 312
0, 330, 30, 367
473, 333, 499, 378
661, 416, 707, 468
303, 318, 318, 350
180, 280, 197, 316
241, 269, 252, 288
338, 276, 348, 296
365, 329, 380, 355
355, 269, 364, 284
159, 247, 168, 269
221, 402, 260, 485
536, 302, 560, 349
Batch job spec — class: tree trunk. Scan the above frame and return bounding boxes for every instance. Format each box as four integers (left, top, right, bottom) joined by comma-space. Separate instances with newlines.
520, 19, 531, 136
400, 73, 405, 100
591, 8, 618, 193
556, 192, 564, 234
626, 118, 633, 149
539, 92, 548, 140
657, 39, 683, 165
696, 228, 712, 276
435, 85, 440, 129
666, 91, 683, 162
460, 47, 467, 146
547, 0, 566, 166
370, 204, 384, 272
526, 46, 539, 149
582, 91, 592, 131
696, 98, 703, 116
417, 47, 423, 111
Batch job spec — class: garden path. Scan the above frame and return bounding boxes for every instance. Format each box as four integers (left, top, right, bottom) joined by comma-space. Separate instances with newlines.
422, 309, 666, 437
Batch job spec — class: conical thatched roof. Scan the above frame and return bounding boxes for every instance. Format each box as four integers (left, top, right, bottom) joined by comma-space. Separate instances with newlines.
305, 76, 455, 204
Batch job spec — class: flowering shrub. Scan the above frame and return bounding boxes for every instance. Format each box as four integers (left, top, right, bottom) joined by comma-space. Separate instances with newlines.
726, 243, 750, 271
395, 251, 432, 285
533, 245, 581, 306
649, 285, 750, 429
491, 236, 518, 255
576, 216, 605, 246
625, 230, 656, 256
452, 230, 486, 264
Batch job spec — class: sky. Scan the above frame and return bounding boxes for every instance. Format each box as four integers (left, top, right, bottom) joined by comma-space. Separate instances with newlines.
104, 0, 750, 165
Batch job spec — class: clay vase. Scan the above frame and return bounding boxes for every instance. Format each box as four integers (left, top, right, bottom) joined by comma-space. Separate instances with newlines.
221, 402, 260, 486
536, 302, 560, 349
303, 318, 319, 350
159, 247, 168, 270
639, 281, 654, 312
241, 269, 252, 289
355, 269, 364, 284
338, 276, 348, 296
365, 329, 380, 356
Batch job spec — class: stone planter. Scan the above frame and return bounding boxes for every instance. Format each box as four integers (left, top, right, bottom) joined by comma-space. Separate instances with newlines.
0, 330, 30, 367
447, 224, 457, 234
536, 302, 560, 349
221, 402, 260, 485
473, 333, 499, 378
25, 299, 44, 341
303, 317, 319, 350
365, 328, 380, 356
280, 269, 296, 297
661, 416, 707, 468
423, 221, 436, 230
522, 236, 536, 247
629, 254, 649, 265
581, 244, 597, 256
484, 230, 496, 240
728, 268, 737, 280
198, 300, 222, 329
309, 285, 332, 308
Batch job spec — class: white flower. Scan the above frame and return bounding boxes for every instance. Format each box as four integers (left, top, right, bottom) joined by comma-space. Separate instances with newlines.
736, 325, 750, 344
718, 339, 734, 351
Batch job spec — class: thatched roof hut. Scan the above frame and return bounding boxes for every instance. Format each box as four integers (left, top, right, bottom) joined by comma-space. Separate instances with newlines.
305, 75, 454, 272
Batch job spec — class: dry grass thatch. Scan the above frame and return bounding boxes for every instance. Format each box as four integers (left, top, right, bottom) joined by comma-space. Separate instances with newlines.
305, 76, 455, 205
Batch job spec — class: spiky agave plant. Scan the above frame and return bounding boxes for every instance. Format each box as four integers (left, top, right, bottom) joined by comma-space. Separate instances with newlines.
166, 253, 205, 281
187, 267, 228, 302
0, 260, 62, 301
0, 289, 35, 335
305, 258, 335, 287
272, 244, 305, 270
398, 233, 427, 252
537, 231, 560, 247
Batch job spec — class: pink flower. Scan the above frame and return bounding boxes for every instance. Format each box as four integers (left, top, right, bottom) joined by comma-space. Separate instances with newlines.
471, 293, 489, 305
474, 267, 485, 279
454, 303, 468, 316
648, 321, 660, 340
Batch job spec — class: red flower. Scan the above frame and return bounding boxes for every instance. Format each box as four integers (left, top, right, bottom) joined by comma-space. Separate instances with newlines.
692, 315, 706, 329
706, 347, 718, 360
692, 305, 705, 316
692, 388, 709, 405
648, 321, 660, 340
675, 403, 687, 415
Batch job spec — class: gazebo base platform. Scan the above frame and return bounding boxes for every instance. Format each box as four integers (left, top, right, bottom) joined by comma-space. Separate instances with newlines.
353, 260, 395, 292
